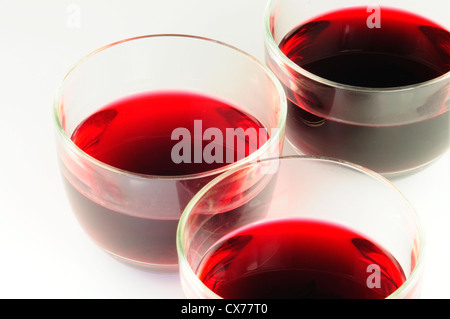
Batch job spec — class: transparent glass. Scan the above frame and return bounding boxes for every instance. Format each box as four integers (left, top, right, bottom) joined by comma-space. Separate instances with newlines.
264, 0, 450, 176
54, 34, 287, 271
177, 156, 424, 299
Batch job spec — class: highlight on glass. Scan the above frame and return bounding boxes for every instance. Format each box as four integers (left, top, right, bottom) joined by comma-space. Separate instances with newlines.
264, 0, 450, 176
177, 156, 424, 299
53, 34, 287, 270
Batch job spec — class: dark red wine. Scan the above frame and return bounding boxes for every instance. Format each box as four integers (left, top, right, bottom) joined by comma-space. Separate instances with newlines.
279, 7, 449, 174
71, 92, 267, 175
66, 91, 268, 265
197, 219, 406, 299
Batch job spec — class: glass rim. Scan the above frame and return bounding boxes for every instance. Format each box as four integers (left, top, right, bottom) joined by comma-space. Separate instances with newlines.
176, 155, 425, 299
263, 0, 450, 93
53, 33, 287, 181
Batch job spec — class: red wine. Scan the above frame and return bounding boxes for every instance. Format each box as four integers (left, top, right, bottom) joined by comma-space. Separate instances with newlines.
71, 92, 267, 175
279, 7, 449, 174
66, 91, 268, 265
197, 219, 407, 299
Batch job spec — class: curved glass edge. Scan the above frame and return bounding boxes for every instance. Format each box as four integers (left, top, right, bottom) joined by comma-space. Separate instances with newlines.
53, 34, 287, 182
263, 0, 450, 93
176, 155, 425, 300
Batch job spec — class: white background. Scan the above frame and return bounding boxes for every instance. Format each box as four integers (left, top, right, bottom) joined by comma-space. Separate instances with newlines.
0, 0, 448, 299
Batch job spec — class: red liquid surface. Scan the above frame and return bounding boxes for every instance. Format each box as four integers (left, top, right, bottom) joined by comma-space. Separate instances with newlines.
71, 91, 267, 175
197, 219, 407, 299
66, 91, 268, 265
278, 7, 449, 174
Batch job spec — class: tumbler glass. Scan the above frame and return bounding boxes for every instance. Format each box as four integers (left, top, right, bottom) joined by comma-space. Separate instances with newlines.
54, 34, 287, 270
264, 0, 450, 176
177, 156, 424, 298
